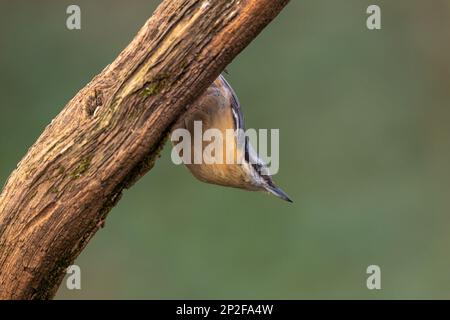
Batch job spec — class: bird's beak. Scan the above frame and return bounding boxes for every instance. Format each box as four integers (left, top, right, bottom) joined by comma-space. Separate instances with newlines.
265, 184, 293, 203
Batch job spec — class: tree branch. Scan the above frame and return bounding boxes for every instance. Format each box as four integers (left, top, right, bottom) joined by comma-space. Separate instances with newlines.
0, 0, 289, 299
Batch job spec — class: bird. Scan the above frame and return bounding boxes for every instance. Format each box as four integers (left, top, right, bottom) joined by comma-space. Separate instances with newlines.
171, 74, 292, 203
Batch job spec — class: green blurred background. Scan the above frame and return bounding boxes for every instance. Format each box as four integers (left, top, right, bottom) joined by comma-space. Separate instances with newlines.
1, 0, 450, 299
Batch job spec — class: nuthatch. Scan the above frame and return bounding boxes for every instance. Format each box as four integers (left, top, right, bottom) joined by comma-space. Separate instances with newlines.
172, 75, 292, 203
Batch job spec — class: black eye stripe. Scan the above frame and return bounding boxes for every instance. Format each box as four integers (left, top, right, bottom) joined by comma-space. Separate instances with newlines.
245, 137, 267, 176
244, 137, 250, 163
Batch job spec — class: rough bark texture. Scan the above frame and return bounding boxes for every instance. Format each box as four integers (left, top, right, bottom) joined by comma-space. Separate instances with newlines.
0, 0, 289, 299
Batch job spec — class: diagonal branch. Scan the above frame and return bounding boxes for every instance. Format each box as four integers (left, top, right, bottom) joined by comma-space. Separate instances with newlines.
0, 0, 289, 299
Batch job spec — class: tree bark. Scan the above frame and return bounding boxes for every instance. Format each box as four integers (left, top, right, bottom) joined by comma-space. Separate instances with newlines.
0, 0, 289, 299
